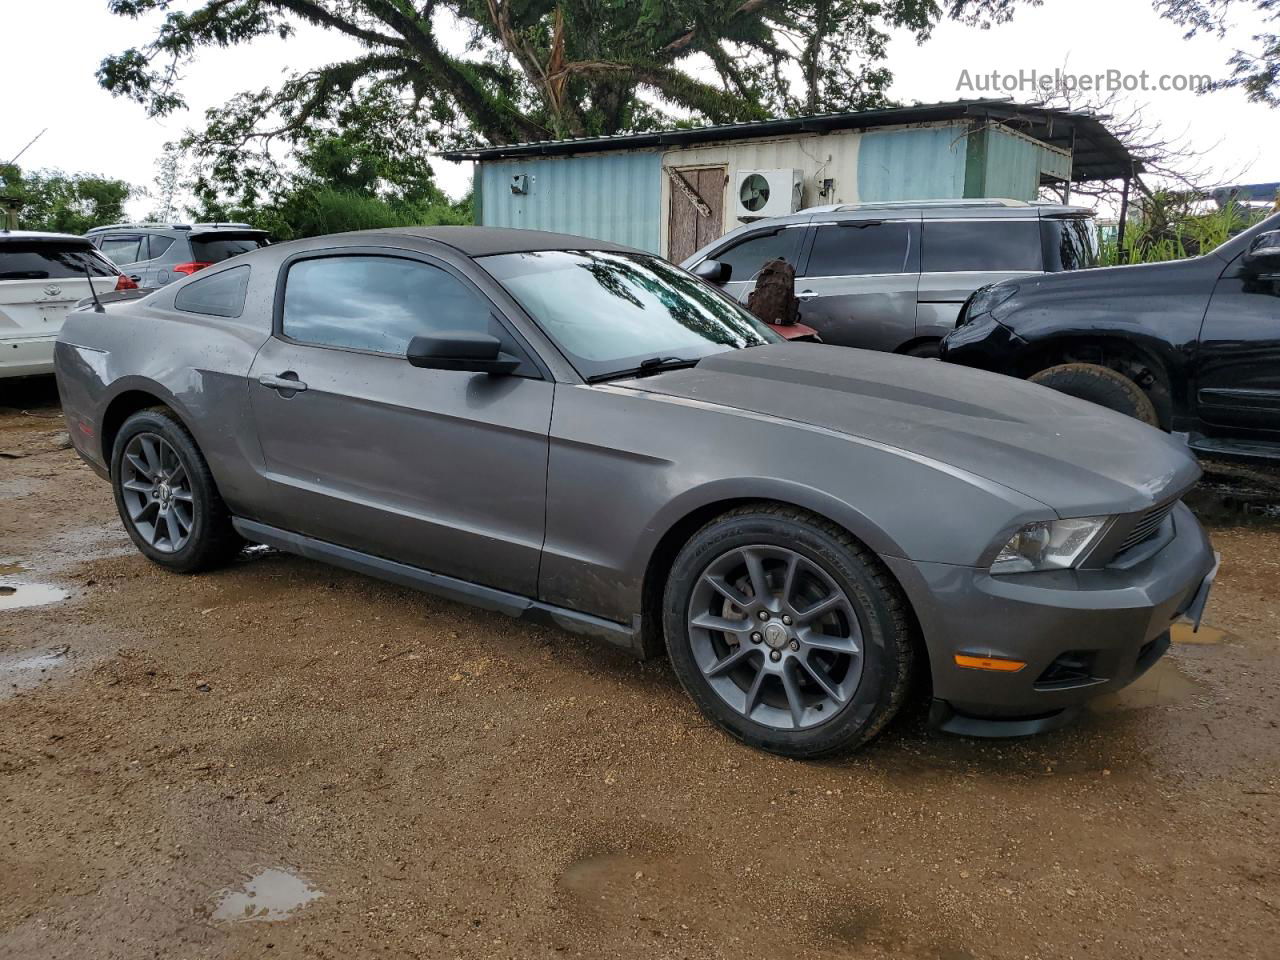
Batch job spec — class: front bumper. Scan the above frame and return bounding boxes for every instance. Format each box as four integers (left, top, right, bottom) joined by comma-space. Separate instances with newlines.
884, 502, 1216, 736
0, 335, 57, 378
937, 313, 1026, 372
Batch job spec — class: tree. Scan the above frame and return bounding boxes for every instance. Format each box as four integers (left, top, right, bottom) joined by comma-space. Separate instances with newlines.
1153, 0, 1279, 106
147, 142, 186, 222
0, 166, 133, 233
98, 0, 1031, 153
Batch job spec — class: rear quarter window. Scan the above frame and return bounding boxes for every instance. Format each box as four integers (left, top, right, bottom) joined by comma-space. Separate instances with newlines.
0, 241, 118, 280
1041, 217, 1100, 271
922, 220, 1043, 273
173, 265, 251, 318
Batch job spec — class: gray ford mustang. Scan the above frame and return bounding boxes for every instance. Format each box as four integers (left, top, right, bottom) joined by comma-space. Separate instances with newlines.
54, 227, 1218, 757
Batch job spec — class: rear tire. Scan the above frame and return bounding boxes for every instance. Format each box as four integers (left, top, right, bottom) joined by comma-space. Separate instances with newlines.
663, 504, 914, 758
111, 408, 242, 573
1029, 362, 1159, 426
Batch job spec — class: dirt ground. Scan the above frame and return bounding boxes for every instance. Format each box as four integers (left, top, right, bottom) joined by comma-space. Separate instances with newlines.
2, 376, 1279, 960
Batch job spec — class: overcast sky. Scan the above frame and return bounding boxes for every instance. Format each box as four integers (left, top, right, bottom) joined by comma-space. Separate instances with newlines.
3, 0, 1276, 219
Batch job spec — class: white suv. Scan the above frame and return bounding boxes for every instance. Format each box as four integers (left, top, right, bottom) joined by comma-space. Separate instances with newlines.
0, 231, 130, 378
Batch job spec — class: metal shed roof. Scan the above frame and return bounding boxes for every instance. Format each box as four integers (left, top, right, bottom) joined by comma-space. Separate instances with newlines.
441, 98, 1141, 182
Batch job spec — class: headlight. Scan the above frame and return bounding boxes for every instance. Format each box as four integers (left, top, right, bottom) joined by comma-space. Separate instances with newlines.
964, 283, 1019, 324
991, 517, 1110, 574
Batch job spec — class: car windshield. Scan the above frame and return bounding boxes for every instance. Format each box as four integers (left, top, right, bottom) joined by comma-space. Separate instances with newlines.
1042, 217, 1100, 271
481, 250, 781, 379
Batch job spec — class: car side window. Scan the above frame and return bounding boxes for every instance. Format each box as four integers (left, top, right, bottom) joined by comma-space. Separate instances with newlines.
282, 255, 493, 356
804, 222, 916, 277
922, 220, 1043, 273
146, 236, 175, 261
174, 265, 251, 318
713, 229, 803, 282
98, 235, 143, 265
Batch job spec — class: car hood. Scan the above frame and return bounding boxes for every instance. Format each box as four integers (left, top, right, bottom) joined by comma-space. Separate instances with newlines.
986, 255, 1215, 306
620, 343, 1199, 517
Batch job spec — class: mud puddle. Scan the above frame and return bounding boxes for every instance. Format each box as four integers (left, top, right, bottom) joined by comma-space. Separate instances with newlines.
1172, 622, 1230, 645
0, 582, 68, 611
211, 868, 323, 923
0, 645, 72, 700
1090, 656, 1204, 713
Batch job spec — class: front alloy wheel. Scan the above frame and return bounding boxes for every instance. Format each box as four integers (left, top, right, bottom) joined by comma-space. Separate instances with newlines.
664, 505, 914, 758
688, 546, 863, 730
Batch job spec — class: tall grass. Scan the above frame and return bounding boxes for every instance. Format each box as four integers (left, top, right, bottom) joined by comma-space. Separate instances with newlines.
267, 187, 473, 241
1100, 195, 1262, 266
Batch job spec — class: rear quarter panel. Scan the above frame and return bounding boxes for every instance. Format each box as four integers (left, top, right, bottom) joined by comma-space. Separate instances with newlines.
55, 268, 275, 516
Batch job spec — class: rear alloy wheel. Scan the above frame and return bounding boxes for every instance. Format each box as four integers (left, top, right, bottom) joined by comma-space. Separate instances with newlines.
664, 505, 914, 758
111, 408, 241, 573
1029, 362, 1159, 426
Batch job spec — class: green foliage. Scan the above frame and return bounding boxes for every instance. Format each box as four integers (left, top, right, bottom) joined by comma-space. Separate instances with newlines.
0, 165, 133, 233
99, 0, 1035, 151
1100, 194, 1265, 265
1153, 0, 1279, 107
97, 0, 1034, 237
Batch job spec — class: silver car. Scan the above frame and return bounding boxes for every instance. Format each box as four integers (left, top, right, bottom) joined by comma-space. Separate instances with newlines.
682, 199, 1099, 357
85, 222, 269, 289
54, 227, 1215, 758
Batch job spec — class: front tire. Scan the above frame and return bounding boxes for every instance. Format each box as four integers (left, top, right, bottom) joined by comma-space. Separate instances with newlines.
1029, 362, 1159, 426
663, 505, 914, 758
111, 408, 241, 573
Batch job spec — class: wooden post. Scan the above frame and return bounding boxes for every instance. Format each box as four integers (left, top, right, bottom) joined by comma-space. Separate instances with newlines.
1117, 171, 1132, 257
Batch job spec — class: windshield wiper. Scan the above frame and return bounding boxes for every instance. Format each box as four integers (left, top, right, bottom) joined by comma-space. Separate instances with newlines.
588, 356, 701, 383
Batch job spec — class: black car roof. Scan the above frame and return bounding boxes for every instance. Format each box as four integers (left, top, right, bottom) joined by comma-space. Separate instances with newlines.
366, 226, 641, 257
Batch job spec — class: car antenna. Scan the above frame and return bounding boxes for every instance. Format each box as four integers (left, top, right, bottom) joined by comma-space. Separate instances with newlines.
83, 263, 105, 313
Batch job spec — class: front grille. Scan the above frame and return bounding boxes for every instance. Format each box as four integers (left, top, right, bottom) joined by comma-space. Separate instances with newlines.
1116, 500, 1177, 555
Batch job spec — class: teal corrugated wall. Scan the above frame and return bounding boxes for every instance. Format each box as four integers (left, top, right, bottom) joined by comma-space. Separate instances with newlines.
856, 126, 968, 201
478, 152, 662, 252
983, 129, 1043, 201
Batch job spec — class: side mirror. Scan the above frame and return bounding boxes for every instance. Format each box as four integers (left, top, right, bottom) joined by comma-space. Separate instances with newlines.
692, 259, 732, 284
406, 331, 519, 375
1243, 230, 1280, 275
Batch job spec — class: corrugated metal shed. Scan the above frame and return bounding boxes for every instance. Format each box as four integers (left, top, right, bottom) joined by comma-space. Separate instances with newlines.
856, 126, 968, 201
478, 152, 662, 252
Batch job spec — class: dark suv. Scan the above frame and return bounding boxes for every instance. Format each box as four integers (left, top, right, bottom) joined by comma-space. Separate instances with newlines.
940, 212, 1280, 463
85, 223, 269, 289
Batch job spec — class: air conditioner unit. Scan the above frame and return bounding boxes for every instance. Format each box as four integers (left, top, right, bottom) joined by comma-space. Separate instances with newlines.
733, 169, 804, 220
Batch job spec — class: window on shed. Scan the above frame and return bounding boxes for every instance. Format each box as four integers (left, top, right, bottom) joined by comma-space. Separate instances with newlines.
922, 220, 1043, 272
712, 229, 803, 283
804, 222, 916, 276
174, 265, 251, 318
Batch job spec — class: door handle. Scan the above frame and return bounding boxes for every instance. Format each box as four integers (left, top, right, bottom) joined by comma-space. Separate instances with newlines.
128, 275, 142, 283
259, 373, 308, 393
796, 290, 818, 300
